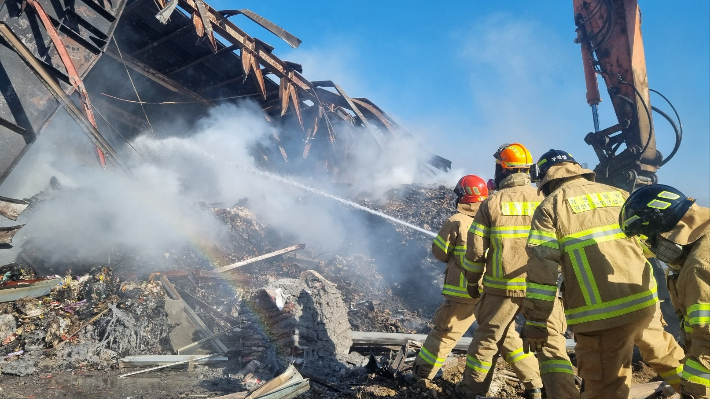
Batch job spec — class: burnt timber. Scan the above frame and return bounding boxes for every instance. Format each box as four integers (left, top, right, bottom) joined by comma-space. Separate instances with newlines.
0, 0, 451, 186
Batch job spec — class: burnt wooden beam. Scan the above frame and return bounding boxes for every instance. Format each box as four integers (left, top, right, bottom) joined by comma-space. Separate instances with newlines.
104, 45, 212, 107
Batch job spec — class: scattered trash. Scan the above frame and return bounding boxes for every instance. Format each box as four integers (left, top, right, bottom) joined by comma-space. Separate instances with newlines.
5, 349, 23, 358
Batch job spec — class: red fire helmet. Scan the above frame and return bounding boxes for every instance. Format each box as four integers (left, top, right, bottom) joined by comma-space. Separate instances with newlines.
454, 175, 488, 203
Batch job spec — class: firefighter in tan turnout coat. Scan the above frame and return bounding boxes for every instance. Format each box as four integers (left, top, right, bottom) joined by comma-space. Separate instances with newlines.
413, 175, 541, 390
621, 184, 710, 399
522, 149, 684, 399
457, 143, 576, 399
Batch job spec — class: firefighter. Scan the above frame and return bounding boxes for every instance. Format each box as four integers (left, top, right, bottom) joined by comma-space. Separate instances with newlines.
412, 175, 541, 391
458, 143, 576, 399
521, 149, 685, 399
620, 184, 710, 399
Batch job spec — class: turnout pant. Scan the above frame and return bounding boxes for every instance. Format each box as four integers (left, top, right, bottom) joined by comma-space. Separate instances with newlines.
635, 303, 685, 392
413, 298, 540, 388
538, 298, 578, 399
575, 304, 684, 399
458, 293, 543, 396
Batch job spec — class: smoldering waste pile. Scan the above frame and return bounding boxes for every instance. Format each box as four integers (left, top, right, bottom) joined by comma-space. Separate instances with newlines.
0, 265, 168, 376
0, 184, 469, 397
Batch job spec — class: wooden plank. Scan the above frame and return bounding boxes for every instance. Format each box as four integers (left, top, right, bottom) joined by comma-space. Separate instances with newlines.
119, 354, 228, 367
350, 331, 576, 352
215, 244, 304, 273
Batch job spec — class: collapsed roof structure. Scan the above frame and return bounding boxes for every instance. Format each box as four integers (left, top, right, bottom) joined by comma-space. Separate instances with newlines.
0, 0, 451, 187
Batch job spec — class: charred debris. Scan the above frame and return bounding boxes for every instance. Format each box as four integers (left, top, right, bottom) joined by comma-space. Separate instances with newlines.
0, 185, 472, 398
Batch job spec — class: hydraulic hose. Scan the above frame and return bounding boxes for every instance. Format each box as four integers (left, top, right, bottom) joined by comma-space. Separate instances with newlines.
649, 88, 683, 167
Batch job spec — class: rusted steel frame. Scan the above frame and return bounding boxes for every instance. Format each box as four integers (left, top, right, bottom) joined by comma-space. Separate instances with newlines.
131, 25, 193, 56
166, 44, 239, 75
351, 98, 395, 133
220, 9, 302, 49
104, 46, 213, 106
354, 98, 402, 129
0, 23, 129, 173
79, 0, 119, 22
196, 74, 245, 93
313, 81, 384, 148
193, 0, 217, 52
25, 0, 106, 167
178, 0, 316, 101
0, 116, 27, 136
575, 0, 656, 170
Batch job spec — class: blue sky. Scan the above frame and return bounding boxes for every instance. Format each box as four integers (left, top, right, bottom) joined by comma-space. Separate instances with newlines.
209, 1, 709, 205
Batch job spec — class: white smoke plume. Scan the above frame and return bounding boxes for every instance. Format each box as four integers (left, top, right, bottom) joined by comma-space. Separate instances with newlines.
0, 100, 446, 274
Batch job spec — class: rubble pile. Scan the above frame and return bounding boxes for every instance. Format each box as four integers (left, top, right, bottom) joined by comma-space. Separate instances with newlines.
254, 271, 353, 364
0, 267, 169, 376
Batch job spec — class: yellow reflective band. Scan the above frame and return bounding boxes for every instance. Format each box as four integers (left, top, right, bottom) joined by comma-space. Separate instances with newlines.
418, 346, 445, 367
647, 199, 672, 209
443, 273, 475, 298
525, 320, 547, 329
483, 275, 526, 291
660, 365, 683, 385
500, 201, 540, 216
560, 224, 626, 252
687, 303, 710, 326
469, 222, 490, 238
466, 355, 492, 373
489, 225, 531, 238
443, 285, 472, 298
565, 286, 658, 325
433, 235, 450, 253
623, 214, 641, 228
492, 237, 503, 278
505, 348, 531, 364
569, 247, 602, 306
683, 359, 710, 387
537, 158, 548, 167
684, 317, 694, 333
526, 282, 557, 301
540, 359, 575, 375
566, 190, 624, 214
527, 229, 559, 249
462, 258, 484, 273
658, 191, 681, 200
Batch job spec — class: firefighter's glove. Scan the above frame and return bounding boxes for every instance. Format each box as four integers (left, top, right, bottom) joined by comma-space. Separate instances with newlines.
466, 283, 481, 299
522, 320, 548, 354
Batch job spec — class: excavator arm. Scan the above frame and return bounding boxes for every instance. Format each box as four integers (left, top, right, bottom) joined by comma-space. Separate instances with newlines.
574, 0, 681, 192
